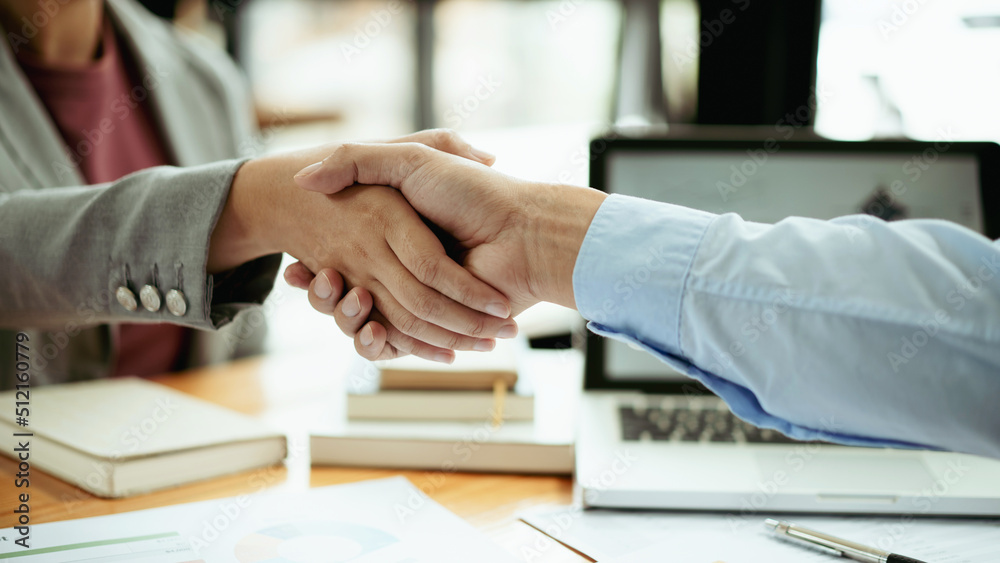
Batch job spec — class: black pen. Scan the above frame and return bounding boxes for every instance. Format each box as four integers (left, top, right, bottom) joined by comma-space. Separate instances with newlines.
764, 519, 928, 563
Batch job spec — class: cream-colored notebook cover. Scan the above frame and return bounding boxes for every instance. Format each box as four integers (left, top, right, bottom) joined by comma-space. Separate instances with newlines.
0, 377, 286, 498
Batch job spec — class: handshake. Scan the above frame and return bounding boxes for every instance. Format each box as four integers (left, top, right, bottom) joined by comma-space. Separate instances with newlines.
212, 130, 607, 363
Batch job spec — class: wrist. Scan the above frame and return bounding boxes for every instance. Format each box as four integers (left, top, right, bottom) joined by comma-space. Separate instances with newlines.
519, 182, 606, 309
207, 157, 286, 274
207, 146, 339, 274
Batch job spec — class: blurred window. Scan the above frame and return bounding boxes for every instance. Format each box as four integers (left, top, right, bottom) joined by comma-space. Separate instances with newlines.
816, 0, 1000, 142
432, 0, 620, 130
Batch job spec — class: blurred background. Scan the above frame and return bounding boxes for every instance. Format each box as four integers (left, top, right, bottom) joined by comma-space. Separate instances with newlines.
142, 0, 1000, 358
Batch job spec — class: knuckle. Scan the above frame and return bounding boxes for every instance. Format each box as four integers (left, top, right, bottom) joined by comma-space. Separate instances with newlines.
454, 282, 476, 309
386, 328, 415, 355
401, 142, 431, 172
396, 313, 421, 337
410, 290, 441, 321
467, 314, 488, 338
412, 254, 441, 285
443, 333, 465, 351
433, 128, 458, 147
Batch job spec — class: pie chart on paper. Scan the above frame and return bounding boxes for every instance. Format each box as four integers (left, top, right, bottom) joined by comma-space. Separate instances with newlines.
234, 522, 399, 563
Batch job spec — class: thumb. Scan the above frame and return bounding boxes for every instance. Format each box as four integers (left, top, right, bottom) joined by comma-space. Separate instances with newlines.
293, 142, 437, 196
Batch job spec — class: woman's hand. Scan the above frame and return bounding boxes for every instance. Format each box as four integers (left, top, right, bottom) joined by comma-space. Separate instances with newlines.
209, 129, 518, 363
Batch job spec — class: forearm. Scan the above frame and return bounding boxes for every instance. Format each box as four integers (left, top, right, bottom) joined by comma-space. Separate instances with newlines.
680, 211, 1000, 456
575, 194, 1000, 457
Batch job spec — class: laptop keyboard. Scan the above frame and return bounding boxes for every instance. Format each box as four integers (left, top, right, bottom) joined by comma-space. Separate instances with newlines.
619, 404, 802, 444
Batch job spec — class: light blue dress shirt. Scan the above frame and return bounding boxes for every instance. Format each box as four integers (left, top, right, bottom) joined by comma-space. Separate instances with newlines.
573, 194, 1000, 459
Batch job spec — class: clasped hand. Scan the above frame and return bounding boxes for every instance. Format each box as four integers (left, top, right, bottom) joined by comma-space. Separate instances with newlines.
280, 129, 606, 361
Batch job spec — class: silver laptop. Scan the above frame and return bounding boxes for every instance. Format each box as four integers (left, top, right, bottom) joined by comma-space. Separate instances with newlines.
576, 135, 1000, 516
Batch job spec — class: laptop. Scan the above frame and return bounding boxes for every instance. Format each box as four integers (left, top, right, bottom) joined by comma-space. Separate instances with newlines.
577, 135, 1000, 516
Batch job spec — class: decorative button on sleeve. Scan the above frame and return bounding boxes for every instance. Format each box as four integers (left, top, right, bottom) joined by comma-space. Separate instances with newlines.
165, 289, 187, 317
116, 286, 138, 312
140, 284, 161, 312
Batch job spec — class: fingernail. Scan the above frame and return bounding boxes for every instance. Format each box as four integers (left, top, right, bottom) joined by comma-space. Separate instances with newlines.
433, 351, 455, 364
474, 339, 496, 352
314, 272, 333, 299
497, 324, 518, 339
486, 302, 510, 318
360, 325, 374, 347
294, 161, 323, 181
470, 147, 495, 164
343, 292, 361, 317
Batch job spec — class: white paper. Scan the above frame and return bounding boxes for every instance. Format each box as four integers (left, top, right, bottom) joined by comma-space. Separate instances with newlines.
0, 477, 518, 563
522, 506, 1000, 563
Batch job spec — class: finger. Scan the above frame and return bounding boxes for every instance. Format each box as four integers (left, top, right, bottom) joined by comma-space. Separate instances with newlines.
334, 286, 373, 337
355, 321, 391, 361
386, 129, 495, 166
294, 141, 444, 196
283, 261, 315, 290
306, 269, 345, 316
361, 310, 457, 364
386, 220, 514, 323
343, 293, 464, 364
368, 278, 497, 353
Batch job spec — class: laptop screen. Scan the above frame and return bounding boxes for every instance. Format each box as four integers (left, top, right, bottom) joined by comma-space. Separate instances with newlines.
588, 139, 995, 389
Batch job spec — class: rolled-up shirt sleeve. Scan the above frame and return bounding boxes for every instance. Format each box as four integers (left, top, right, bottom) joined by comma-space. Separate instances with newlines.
573, 194, 1000, 459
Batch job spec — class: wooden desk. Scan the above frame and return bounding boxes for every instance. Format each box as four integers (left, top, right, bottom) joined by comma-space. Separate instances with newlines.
0, 355, 589, 562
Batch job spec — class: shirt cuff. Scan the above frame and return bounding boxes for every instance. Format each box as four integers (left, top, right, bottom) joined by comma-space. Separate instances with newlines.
572, 194, 716, 356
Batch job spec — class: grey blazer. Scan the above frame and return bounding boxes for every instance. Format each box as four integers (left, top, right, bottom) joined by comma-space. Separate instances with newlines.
0, 0, 281, 388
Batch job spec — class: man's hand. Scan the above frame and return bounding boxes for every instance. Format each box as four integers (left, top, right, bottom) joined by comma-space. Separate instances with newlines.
208, 130, 518, 363
289, 137, 607, 360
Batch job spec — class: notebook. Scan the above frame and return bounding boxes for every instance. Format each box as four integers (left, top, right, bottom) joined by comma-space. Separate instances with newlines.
0, 377, 286, 498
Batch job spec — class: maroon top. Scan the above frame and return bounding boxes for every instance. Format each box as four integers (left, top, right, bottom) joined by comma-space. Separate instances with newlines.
18, 20, 189, 377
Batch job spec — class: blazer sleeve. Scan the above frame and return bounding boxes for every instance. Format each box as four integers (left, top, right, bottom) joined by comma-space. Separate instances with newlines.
0, 159, 281, 331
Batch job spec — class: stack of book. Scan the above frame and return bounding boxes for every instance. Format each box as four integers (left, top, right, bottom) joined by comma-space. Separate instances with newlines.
311, 340, 578, 474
